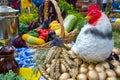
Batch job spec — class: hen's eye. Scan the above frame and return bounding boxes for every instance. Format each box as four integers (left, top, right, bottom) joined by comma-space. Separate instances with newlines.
93, 12, 96, 15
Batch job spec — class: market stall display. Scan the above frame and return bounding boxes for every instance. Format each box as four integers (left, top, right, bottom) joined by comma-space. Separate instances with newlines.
22, 0, 79, 49
36, 4, 120, 80
0, 0, 120, 80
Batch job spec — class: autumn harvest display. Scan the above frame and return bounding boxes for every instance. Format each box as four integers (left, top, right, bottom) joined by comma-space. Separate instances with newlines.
0, 0, 120, 80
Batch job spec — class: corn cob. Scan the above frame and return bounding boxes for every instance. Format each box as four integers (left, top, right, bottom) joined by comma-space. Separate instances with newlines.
39, 66, 53, 80
72, 67, 79, 79
55, 47, 62, 59
62, 49, 77, 67
44, 46, 57, 64
55, 59, 61, 79
50, 60, 56, 79
60, 59, 71, 72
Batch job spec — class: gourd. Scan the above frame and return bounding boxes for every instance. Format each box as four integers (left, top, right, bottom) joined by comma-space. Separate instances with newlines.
22, 34, 45, 45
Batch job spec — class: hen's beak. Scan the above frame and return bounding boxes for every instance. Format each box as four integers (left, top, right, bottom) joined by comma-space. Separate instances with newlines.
85, 15, 91, 19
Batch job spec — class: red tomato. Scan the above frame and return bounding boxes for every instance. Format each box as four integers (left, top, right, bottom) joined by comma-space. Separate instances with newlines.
37, 28, 42, 34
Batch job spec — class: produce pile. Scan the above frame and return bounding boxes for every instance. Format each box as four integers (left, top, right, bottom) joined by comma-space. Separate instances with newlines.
19, 6, 38, 25
21, 15, 78, 46
14, 0, 87, 48
36, 46, 120, 80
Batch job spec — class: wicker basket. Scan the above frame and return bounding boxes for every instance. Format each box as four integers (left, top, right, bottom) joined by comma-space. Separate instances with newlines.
26, 0, 78, 49
39, 47, 120, 80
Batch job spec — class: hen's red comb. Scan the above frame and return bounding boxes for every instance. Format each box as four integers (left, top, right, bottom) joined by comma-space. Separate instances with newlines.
88, 5, 100, 13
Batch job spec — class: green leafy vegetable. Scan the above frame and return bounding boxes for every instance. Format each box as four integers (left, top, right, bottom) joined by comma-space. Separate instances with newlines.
0, 42, 4, 46
0, 70, 26, 80
19, 23, 29, 35
27, 29, 39, 37
19, 6, 38, 25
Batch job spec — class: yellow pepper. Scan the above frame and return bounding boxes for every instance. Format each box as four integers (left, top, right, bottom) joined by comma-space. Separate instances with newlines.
55, 28, 68, 37
49, 20, 61, 30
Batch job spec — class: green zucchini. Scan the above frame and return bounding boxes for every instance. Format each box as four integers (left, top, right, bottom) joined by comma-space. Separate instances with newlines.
63, 15, 77, 32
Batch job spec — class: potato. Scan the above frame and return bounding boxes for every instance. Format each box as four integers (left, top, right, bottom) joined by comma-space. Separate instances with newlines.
114, 66, 120, 77
98, 71, 107, 80
60, 64, 67, 73
77, 73, 87, 80
106, 77, 117, 80
79, 67, 88, 74
101, 61, 110, 69
58, 73, 70, 80
105, 69, 116, 77
87, 70, 99, 80
95, 63, 104, 72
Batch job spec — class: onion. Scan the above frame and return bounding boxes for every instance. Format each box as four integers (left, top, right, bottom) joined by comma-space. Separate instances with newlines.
77, 73, 87, 80
51, 59, 56, 63
110, 60, 120, 66
69, 68, 75, 77
58, 73, 70, 80
46, 67, 50, 74
98, 71, 107, 80
45, 64, 50, 68
101, 61, 110, 69
112, 48, 120, 55
66, 44, 72, 48
106, 77, 117, 80
95, 63, 104, 72
74, 58, 82, 66
81, 63, 88, 68
87, 70, 99, 80
68, 50, 77, 59
105, 69, 116, 77
67, 78, 75, 80
114, 66, 120, 76
60, 64, 67, 73
79, 66, 88, 74
88, 64, 95, 70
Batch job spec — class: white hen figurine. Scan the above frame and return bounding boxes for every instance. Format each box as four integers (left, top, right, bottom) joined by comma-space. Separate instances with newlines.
71, 5, 114, 62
